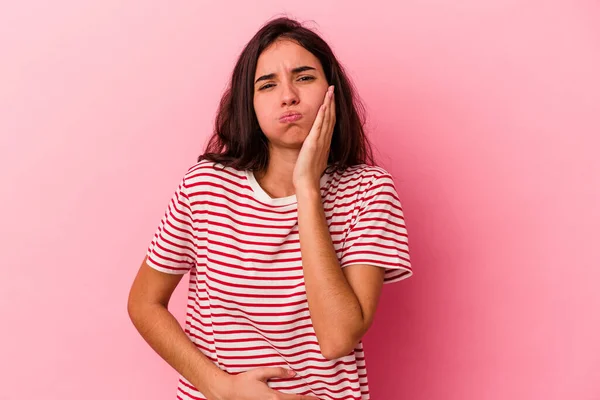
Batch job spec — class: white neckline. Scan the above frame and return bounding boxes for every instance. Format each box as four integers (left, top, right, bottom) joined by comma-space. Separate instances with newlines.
244, 169, 330, 206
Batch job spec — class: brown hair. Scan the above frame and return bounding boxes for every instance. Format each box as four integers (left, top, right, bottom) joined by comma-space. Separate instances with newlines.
198, 16, 376, 173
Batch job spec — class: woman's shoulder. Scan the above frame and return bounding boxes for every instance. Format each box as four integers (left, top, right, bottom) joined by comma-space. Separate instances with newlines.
181, 159, 246, 185
334, 163, 394, 184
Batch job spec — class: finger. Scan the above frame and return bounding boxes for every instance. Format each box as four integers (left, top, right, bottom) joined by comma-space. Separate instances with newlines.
320, 90, 332, 140
327, 90, 336, 140
326, 86, 334, 132
279, 393, 320, 400
318, 86, 332, 135
330, 90, 336, 134
321, 91, 335, 149
311, 104, 326, 138
251, 366, 295, 381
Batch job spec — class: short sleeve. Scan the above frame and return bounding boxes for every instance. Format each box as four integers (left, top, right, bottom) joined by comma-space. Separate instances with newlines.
145, 174, 196, 274
339, 173, 412, 284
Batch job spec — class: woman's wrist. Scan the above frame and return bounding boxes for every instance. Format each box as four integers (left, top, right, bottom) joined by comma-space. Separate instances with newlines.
204, 370, 234, 400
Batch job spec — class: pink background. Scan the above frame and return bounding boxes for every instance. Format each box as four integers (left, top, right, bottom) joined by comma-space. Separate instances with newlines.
2, 1, 599, 399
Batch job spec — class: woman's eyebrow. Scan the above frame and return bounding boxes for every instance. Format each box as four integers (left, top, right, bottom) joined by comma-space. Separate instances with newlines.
254, 66, 317, 84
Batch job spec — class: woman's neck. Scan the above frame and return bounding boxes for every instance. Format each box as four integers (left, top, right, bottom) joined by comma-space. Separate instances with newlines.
255, 150, 298, 198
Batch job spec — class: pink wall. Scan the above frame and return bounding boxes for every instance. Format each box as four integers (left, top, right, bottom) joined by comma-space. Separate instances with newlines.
2, 1, 599, 399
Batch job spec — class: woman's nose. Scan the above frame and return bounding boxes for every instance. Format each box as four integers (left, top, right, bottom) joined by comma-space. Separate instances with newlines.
280, 82, 299, 106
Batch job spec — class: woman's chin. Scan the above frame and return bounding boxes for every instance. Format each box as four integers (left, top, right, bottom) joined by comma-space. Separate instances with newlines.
270, 127, 309, 147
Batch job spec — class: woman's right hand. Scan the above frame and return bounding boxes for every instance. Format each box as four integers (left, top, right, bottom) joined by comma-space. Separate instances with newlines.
220, 367, 320, 400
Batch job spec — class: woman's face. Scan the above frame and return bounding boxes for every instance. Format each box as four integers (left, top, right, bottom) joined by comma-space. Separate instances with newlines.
253, 39, 329, 150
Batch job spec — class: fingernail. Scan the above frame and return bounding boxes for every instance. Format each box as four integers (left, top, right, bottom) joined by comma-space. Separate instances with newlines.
288, 369, 296, 376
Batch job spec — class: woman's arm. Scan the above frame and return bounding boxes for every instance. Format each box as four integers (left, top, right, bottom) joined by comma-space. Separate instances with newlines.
127, 257, 230, 399
296, 189, 385, 360
292, 86, 387, 360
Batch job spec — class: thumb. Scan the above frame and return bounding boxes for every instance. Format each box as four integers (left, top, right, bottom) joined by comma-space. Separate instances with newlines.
250, 367, 296, 382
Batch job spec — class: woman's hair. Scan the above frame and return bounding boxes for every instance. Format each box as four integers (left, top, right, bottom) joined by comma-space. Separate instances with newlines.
198, 16, 376, 173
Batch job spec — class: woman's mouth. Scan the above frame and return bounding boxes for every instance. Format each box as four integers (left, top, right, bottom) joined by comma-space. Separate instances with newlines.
279, 113, 302, 123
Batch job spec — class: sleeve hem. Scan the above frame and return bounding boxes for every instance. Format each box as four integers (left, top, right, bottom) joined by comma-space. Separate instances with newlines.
340, 262, 413, 284
146, 255, 191, 275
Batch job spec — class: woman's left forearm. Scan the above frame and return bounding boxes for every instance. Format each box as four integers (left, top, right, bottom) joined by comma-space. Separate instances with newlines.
296, 187, 365, 359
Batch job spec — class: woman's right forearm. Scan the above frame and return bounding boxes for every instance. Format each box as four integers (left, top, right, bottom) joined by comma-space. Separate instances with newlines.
128, 302, 231, 400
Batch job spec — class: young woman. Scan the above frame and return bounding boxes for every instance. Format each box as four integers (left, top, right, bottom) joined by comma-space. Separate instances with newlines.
128, 16, 412, 400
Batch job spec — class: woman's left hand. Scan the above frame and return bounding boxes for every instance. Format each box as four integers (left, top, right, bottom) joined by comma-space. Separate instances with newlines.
292, 85, 336, 192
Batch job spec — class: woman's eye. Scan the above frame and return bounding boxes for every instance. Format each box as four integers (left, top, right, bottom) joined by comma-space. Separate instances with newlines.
259, 83, 275, 91
259, 76, 314, 91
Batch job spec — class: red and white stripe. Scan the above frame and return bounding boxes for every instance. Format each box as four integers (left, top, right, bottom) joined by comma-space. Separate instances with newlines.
146, 160, 411, 399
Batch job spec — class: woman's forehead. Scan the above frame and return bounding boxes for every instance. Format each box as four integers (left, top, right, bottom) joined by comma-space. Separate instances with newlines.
255, 40, 321, 76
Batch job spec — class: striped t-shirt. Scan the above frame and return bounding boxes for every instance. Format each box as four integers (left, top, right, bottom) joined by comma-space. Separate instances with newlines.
145, 159, 412, 400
